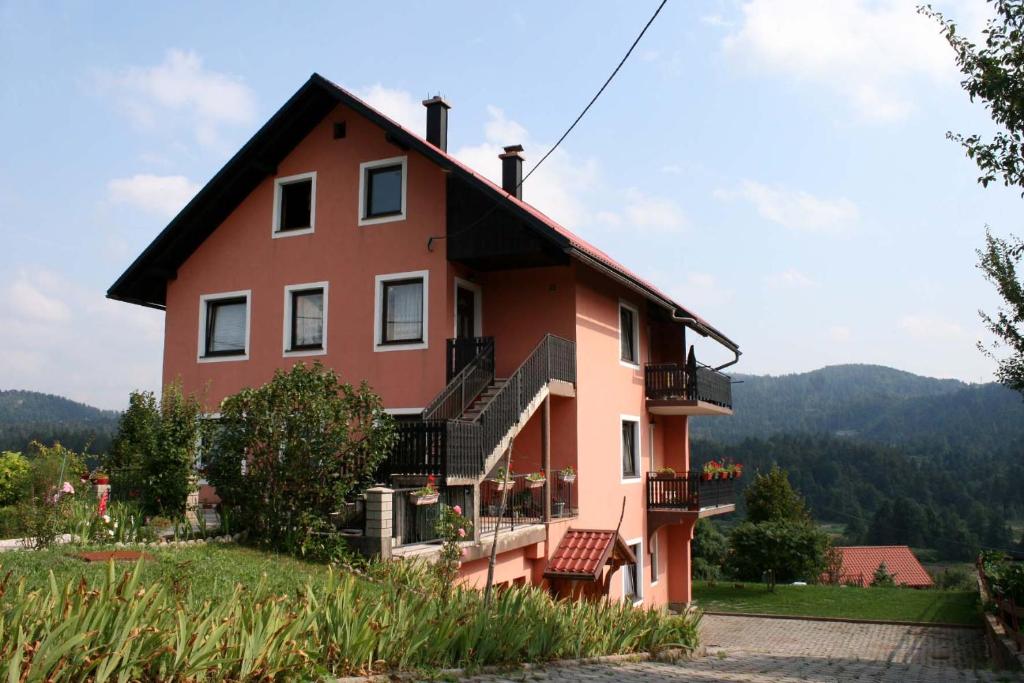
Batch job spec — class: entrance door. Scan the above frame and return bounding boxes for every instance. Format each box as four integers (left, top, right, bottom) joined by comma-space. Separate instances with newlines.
455, 284, 477, 339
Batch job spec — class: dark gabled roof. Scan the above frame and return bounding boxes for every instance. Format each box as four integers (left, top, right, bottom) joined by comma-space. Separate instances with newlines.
107, 73, 738, 352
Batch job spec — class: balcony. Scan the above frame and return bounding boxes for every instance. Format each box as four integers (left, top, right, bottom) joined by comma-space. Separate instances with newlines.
644, 360, 733, 416
646, 472, 736, 532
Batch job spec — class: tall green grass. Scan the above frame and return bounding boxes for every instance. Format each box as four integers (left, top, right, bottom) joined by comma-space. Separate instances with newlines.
0, 560, 699, 680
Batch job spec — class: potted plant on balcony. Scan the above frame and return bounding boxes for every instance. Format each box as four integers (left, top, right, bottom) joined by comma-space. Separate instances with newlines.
490, 467, 514, 492
701, 461, 719, 481
558, 466, 576, 483
410, 475, 440, 506
654, 467, 676, 480
526, 471, 546, 489
733, 463, 743, 479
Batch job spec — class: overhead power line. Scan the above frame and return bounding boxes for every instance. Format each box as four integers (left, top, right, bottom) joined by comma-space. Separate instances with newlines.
428, 0, 670, 250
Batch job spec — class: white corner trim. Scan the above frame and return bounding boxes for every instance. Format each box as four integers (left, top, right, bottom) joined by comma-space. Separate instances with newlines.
385, 407, 425, 416
272, 172, 317, 238
453, 277, 483, 338
618, 298, 641, 368
197, 290, 252, 363
620, 414, 642, 484
282, 281, 329, 357
358, 156, 408, 226
650, 531, 660, 586
623, 536, 644, 605
373, 269, 429, 352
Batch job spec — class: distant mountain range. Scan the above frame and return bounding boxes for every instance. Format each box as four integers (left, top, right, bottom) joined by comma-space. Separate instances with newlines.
691, 364, 1024, 452
0, 390, 119, 454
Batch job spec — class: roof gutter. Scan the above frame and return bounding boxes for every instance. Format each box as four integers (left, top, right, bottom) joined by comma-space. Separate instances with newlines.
569, 248, 741, 364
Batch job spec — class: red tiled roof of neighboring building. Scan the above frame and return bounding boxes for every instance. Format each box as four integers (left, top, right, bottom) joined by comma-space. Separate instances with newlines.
544, 529, 636, 581
831, 546, 933, 588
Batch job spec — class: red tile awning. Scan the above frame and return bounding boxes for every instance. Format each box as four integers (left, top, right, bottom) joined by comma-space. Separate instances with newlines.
543, 529, 637, 582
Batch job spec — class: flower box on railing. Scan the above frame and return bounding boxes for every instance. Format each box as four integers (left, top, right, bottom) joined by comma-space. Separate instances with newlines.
410, 491, 439, 506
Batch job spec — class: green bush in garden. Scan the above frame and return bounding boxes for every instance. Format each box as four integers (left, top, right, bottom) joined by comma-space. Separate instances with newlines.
0, 559, 700, 680
206, 362, 395, 556
107, 383, 208, 517
0, 450, 30, 506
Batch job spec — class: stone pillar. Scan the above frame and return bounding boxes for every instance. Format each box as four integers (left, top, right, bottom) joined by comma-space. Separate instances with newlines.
365, 487, 394, 559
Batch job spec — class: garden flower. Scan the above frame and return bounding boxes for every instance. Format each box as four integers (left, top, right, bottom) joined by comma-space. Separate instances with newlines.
457, 527, 466, 538
102, 514, 111, 524
61, 481, 75, 495
452, 505, 462, 516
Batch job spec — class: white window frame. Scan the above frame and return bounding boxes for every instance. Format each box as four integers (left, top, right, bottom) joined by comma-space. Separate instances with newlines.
618, 299, 640, 368
648, 422, 656, 472
197, 290, 251, 363
452, 277, 483, 338
374, 269, 429, 352
623, 537, 644, 605
282, 281, 329, 357
650, 531, 660, 586
358, 156, 408, 226
620, 415, 642, 484
272, 172, 317, 238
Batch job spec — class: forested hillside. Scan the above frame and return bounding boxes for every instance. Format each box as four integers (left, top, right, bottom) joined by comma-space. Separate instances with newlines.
692, 364, 1024, 451
0, 390, 119, 453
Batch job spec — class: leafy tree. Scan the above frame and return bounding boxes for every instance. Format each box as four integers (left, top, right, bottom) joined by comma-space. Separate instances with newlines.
924, 1, 1024, 394
0, 451, 30, 506
207, 362, 395, 555
108, 383, 207, 516
744, 465, 811, 524
728, 520, 830, 583
870, 561, 896, 588
692, 519, 729, 580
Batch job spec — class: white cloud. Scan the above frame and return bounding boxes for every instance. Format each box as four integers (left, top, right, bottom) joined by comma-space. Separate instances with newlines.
97, 49, 257, 146
765, 268, 815, 289
667, 272, 734, 312
716, 180, 858, 234
108, 174, 199, 217
452, 106, 599, 229
722, 0, 983, 121
899, 314, 967, 340
701, 14, 731, 28
354, 84, 424, 133
0, 270, 162, 409
621, 188, 687, 233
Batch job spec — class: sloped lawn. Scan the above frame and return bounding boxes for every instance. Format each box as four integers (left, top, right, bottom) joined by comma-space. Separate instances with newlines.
694, 581, 981, 626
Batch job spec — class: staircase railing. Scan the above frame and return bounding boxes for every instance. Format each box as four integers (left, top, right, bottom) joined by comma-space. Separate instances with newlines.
446, 334, 575, 477
424, 337, 495, 421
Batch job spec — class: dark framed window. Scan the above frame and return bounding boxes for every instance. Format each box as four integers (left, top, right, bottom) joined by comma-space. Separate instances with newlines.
365, 164, 403, 218
624, 542, 641, 601
380, 278, 424, 344
289, 288, 324, 351
621, 419, 639, 478
277, 178, 313, 232
620, 304, 637, 363
204, 297, 247, 357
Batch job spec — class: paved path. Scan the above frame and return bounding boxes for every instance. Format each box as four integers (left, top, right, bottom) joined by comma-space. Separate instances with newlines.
459, 614, 1023, 682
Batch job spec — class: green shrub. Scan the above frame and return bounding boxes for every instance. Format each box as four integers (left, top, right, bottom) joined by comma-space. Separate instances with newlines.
108, 383, 207, 517
933, 566, 976, 591
0, 451, 30, 506
207, 362, 395, 556
0, 559, 699, 680
981, 551, 1024, 603
24, 442, 85, 498
0, 505, 21, 538
728, 520, 830, 583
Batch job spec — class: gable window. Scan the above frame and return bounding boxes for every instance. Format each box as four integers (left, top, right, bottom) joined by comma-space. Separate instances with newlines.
374, 270, 428, 351
284, 282, 328, 356
619, 301, 639, 366
623, 539, 643, 604
198, 291, 250, 362
273, 172, 316, 237
359, 157, 407, 225
621, 417, 640, 480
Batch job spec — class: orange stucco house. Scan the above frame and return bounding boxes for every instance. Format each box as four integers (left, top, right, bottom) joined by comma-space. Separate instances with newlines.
108, 74, 740, 607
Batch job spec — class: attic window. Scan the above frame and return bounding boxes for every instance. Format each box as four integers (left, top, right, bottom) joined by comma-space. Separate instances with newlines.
359, 157, 407, 226
273, 172, 316, 237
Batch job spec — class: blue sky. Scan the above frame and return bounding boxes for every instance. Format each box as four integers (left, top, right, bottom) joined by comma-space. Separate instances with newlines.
1, 0, 1019, 409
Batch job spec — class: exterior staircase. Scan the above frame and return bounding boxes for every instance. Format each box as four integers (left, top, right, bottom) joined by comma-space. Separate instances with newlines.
380, 334, 576, 484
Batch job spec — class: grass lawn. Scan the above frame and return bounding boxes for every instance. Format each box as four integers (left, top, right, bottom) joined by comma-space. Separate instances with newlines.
694, 581, 981, 626
0, 543, 333, 601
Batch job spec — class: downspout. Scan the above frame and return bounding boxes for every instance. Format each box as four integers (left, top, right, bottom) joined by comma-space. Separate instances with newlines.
669, 310, 741, 372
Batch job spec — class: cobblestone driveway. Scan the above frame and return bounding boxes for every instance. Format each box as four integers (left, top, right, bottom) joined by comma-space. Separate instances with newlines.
459, 615, 1024, 682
